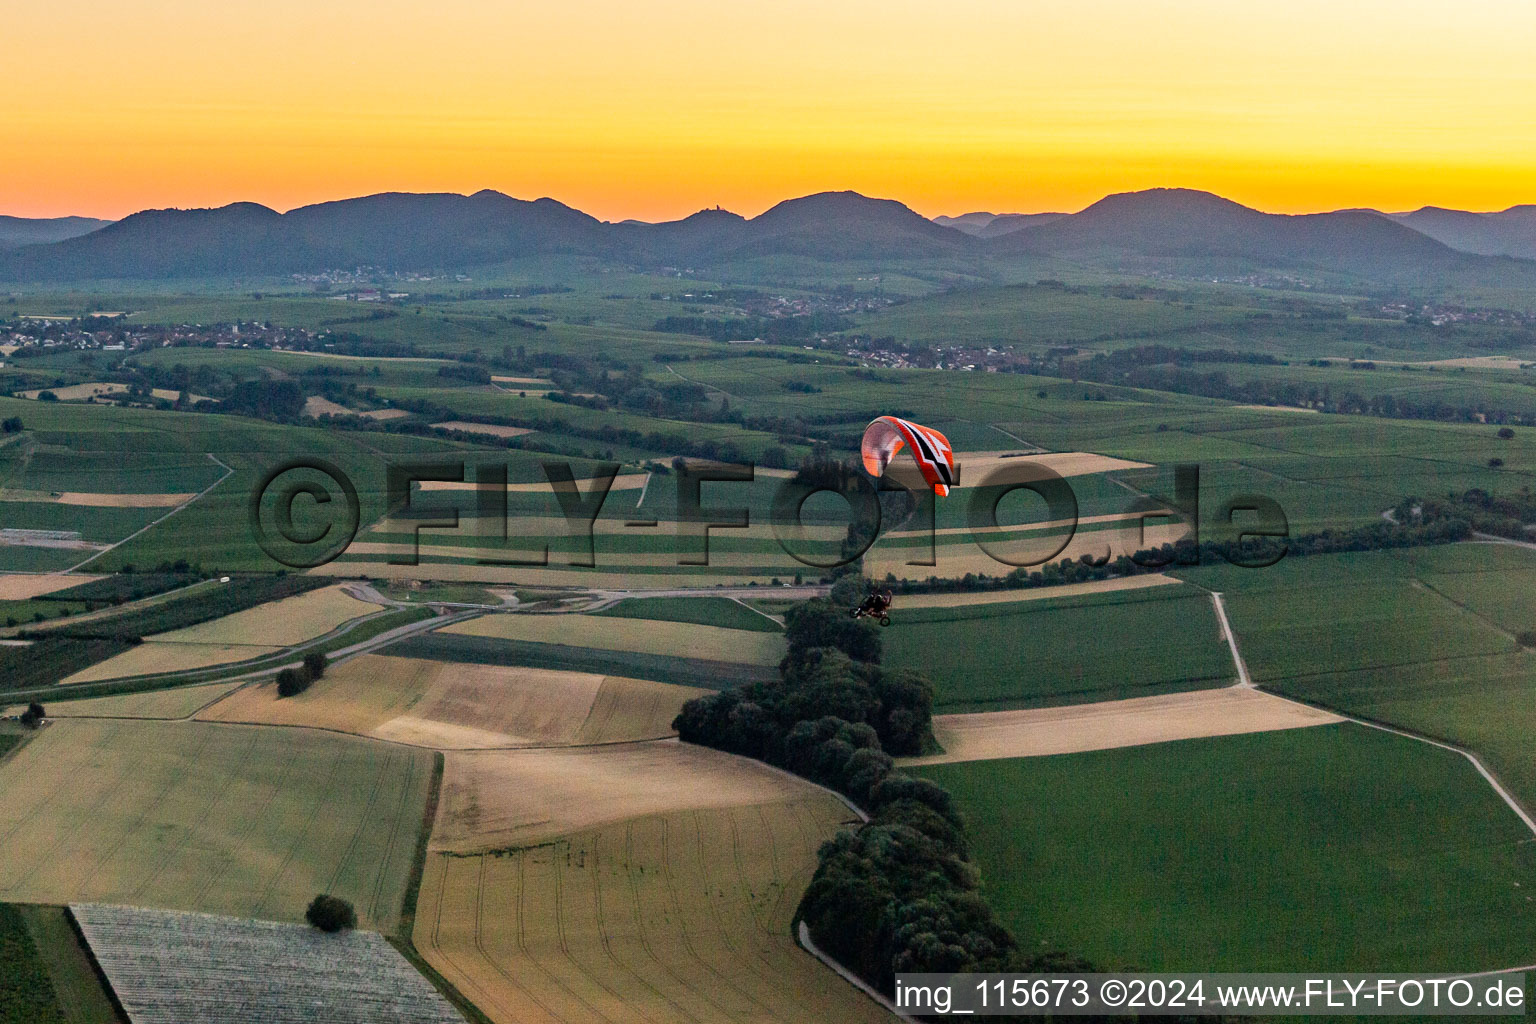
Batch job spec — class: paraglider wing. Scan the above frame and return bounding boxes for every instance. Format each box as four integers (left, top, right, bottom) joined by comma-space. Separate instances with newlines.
860, 416, 956, 496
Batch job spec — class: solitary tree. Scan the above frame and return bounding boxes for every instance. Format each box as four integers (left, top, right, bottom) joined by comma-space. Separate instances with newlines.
276, 667, 313, 698
305, 894, 356, 933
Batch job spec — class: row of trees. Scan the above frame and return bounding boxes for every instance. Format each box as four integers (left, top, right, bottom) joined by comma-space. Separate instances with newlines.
882, 512, 1474, 597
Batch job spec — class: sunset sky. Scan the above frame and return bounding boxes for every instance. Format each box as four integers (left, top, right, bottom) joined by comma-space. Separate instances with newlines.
7, 0, 1535, 222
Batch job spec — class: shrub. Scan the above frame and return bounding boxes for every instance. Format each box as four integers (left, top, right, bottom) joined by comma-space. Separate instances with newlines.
304, 894, 356, 933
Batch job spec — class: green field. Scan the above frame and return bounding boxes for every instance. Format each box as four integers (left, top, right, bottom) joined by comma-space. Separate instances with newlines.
1179, 544, 1536, 810
386, 631, 775, 690
594, 595, 783, 632
883, 586, 1233, 710
918, 724, 1536, 972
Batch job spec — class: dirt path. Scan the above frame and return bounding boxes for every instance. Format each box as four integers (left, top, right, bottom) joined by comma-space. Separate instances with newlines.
1209, 592, 1254, 687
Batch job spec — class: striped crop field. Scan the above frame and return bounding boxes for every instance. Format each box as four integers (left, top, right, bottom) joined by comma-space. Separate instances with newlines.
414, 797, 887, 1024
197, 653, 706, 749
0, 718, 433, 931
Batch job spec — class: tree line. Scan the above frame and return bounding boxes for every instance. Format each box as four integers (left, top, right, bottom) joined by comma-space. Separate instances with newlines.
674, 577, 1107, 1012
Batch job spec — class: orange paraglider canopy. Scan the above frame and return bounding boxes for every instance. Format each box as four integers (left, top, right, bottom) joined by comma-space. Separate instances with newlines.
860, 415, 956, 496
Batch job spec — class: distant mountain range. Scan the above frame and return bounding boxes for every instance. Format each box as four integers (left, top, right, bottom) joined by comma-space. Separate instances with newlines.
1388, 206, 1536, 259
933, 211, 1066, 238
0, 215, 114, 249
1, 187, 1533, 284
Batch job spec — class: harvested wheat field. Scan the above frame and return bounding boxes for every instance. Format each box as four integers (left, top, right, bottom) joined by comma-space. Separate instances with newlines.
343, 542, 800, 570
316, 560, 786, 590
884, 509, 1159, 541
865, 521, 1188, 580
430, 740, 811, 851
303, 395, 354, 417
60, 491, 195, 507
7, 680, 243, 719
0, 572, 101, 599
418, 473, 649, 494
17, 382, 213, 403
151, 583, 376, 646
897, 574, 1179, 609
443, 614, 786, 666
0, 489, 195, 507
431, 420, 535, 438
0, 718, 433, 930
61, 641, 281, 683
904, 688, 1343, 766
415, 797, 885, 1024
953, 450, 1151, 481
197, 654, 705, 748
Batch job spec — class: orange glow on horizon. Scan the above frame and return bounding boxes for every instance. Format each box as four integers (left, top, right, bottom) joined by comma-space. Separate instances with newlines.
6, 0, 1535, 222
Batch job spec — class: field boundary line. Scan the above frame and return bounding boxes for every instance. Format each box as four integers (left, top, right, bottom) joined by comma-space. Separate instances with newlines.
66, 452, 235, 572
796, 921, 915, 1022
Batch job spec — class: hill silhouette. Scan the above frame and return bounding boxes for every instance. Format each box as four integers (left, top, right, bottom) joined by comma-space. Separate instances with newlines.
1391, 206, 1536, 260
933, 211, 1066, 238
991, 188, 1457, 277
0, 185, 1531, 284
0, 215, 113, 249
